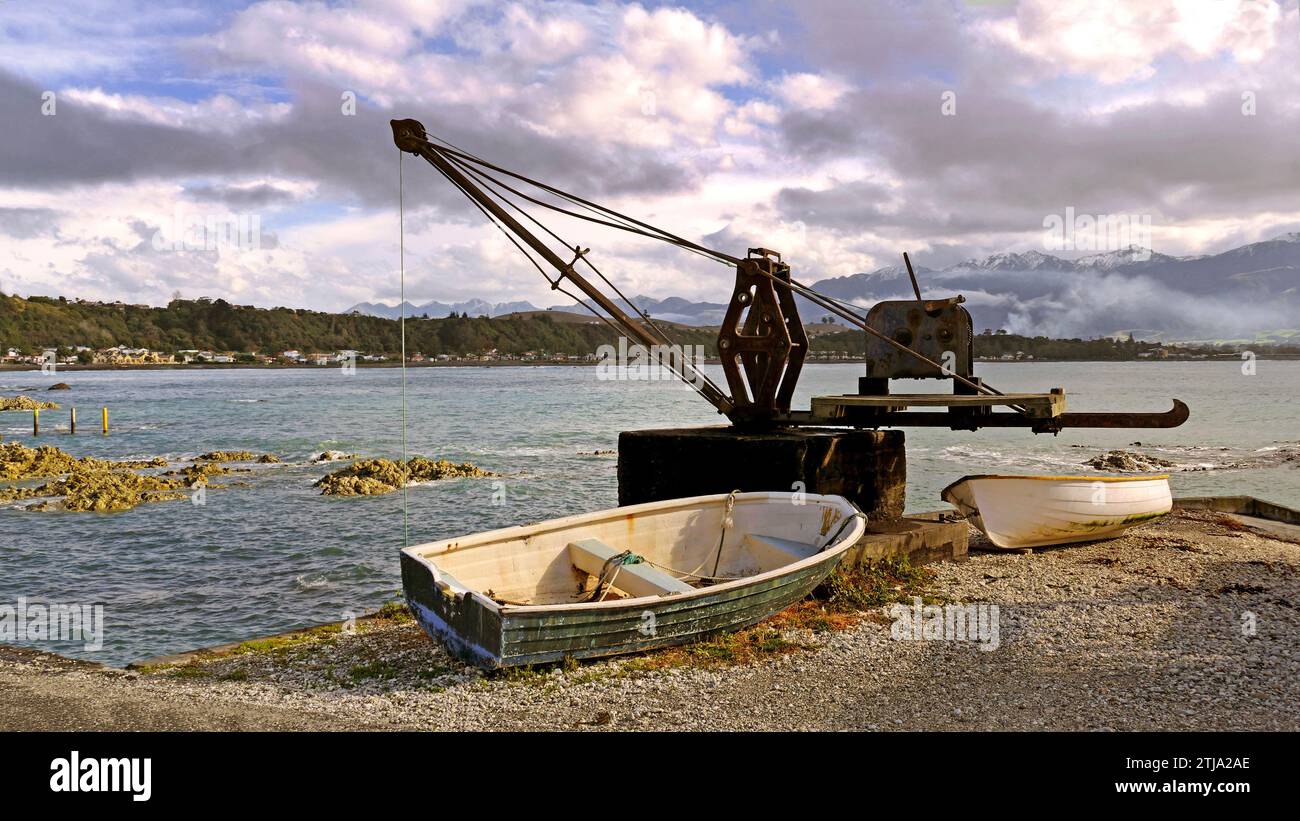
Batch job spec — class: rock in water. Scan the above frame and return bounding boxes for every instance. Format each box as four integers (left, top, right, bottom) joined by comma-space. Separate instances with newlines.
48, 383, 71, 391
315, 457, 496, 496
0, 395, 59, 411
0, 441, 165, 481
1084, 450, 1177, 472
195, 450, 280, 463
311, 450, 358, 463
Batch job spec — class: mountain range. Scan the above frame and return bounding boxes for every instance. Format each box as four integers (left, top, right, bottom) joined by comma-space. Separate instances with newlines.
346, 233, 1300, 341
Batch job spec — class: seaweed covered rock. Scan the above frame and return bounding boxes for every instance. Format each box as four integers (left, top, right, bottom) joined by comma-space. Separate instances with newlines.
48, 383, 71, 391
0, 442, 165, 481
4, 469, 190, 512
41, 470, 189, 512
0, 395, 59, 411
1084, 450, 1177, 472
315, 456, 495, 496
163, 462, 241, 484
196, 450, 280, 463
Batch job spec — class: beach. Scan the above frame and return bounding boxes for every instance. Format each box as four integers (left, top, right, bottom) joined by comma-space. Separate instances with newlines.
3, 509, 1295, 731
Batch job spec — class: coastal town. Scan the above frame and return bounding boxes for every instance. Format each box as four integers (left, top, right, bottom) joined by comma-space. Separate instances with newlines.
0, 341, 1268, 369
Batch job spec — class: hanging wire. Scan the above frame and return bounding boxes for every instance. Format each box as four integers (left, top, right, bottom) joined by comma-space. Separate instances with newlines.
417, 144, 731, 406
425, 137, 738, 265
398, 150, 410, 549
445, 152, 686, 352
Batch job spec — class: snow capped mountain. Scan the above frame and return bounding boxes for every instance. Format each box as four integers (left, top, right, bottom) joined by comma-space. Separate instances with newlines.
344, 299, 540, 320
547, 294, 731, 325
1073, 246, 1174, 270
954, 249, 1066, 271
341, 235, 1300, 340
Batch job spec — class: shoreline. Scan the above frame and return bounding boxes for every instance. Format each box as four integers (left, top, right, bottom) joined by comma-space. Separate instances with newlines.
4, 355, 1298, 375
2, 502, 1296, 731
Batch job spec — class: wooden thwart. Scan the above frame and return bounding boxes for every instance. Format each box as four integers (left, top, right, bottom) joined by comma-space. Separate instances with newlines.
810, 392, 1067, 419
568, 538, 694, 597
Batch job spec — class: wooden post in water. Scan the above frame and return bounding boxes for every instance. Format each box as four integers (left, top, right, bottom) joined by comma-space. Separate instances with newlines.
102, 406, 109, 435
70, 407, 76, 434
33, 407, 39, 435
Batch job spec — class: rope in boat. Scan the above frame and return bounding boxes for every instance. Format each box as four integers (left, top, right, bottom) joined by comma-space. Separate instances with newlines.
711, 490, 738, 577
817, 511, 866, 552
588, 549, 643, 602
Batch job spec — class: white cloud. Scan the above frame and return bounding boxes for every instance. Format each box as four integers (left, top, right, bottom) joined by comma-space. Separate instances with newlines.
773, 72, 850, 110
981, 0, 1284, 84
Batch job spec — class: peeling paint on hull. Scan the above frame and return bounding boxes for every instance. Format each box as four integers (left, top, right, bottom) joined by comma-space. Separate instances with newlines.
400, 492, 866, 668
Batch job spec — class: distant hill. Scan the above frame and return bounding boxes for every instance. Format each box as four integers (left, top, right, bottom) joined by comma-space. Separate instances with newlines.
344, 234, 1300, 341
345, 298, 541, 320
801, 233, 1300, 340
4, 294, 1272, 365
0, 295, 715, 357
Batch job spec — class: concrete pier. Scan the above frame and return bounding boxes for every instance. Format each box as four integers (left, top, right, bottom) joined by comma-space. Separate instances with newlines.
617, 426, 906, 520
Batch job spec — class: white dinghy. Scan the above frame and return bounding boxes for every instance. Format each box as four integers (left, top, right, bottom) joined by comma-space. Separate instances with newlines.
401, 491, 865, 668
941, 474, 1172, 549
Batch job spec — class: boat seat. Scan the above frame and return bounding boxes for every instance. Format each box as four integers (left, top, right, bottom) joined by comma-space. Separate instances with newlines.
740, 534, 817, 570
568, 538, 694, 598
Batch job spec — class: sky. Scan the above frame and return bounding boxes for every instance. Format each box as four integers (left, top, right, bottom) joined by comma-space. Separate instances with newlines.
1, 0, 1297, 312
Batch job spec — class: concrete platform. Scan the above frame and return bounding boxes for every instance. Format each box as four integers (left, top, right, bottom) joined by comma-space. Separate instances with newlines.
618, 425, 906, 520
843, 511, 969, 566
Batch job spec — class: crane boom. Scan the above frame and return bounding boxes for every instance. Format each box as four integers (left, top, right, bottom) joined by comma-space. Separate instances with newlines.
391, 118, 733, 416
391, 116, 1188, 434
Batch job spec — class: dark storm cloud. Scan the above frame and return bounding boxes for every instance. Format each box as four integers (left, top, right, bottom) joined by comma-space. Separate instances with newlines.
0, 71, 244, 186
0, 70, 698, 215
184, 182, 298, 207
0, 207, 62, 238
776, 81, 1300, 238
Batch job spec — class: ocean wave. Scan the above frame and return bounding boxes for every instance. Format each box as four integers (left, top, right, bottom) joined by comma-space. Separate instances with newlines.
294, 573, 332, 591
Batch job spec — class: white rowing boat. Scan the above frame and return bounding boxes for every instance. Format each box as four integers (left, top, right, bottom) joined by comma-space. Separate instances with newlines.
941, 474, 1172, 549
400, 491, 866, 668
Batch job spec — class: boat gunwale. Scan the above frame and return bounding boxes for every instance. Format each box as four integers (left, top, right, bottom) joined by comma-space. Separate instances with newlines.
400, 491, 865, 617
941, 473, 1170, 502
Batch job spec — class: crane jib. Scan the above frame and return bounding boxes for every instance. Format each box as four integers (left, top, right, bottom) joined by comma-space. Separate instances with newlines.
390, 117, 1187, 434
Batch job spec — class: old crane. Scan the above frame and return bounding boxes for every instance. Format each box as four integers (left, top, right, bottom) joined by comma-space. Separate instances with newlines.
391, 117, 1188, 435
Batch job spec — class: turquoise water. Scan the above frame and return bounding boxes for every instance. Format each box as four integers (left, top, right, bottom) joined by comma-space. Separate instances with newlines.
2, 361, 1297, 665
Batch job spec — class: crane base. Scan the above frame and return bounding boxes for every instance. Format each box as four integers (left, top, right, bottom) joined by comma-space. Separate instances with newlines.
617, 426, 906, 520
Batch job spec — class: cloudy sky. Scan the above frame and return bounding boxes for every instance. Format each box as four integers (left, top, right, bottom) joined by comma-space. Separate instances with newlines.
1, 0, 1297, 312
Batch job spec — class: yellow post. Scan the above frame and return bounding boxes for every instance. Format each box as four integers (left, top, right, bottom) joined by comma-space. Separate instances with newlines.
70, 407, 77, 434
102, 406, 108, 435
33, 408, 39, 435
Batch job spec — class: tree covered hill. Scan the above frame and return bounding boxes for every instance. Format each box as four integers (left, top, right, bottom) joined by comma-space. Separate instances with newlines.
0, 294, 718, 357
4, 293, 1269, 362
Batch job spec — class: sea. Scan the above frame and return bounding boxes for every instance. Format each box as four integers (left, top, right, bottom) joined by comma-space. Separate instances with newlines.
2, 360, 1297, 665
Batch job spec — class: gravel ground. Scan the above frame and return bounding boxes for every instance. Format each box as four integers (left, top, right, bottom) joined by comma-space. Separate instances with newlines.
2, 509, 1296, 731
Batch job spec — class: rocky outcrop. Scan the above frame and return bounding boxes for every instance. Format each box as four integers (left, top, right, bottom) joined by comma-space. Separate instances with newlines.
0, 442, 165, 481
315, 457, 495, 496
0, 395, 59, 411
1084, 450, 1177, 472
311, 451, 358, 463
15, 470, 190, 512
48, 383, 71, 391
196, 451, 280, 463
